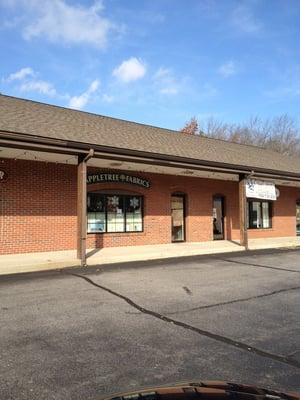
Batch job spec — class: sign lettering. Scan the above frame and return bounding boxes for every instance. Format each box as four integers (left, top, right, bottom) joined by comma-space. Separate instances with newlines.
87, 172, 150, 188
246, 179, 276, 201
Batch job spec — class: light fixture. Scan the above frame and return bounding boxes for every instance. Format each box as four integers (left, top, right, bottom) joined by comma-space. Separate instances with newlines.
182, 169, 194, 175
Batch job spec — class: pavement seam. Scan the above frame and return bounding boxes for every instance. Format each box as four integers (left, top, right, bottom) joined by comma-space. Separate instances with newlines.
165, 286, 300, 315
65, 271, 300, 370
216, 258, 300, 273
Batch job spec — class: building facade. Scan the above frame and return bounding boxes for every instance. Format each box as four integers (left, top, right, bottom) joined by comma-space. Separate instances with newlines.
0, 95, 299, 262
0, 157, 299, 256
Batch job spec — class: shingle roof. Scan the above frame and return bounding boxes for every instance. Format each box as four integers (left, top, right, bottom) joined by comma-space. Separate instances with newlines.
0, 94, 299, 176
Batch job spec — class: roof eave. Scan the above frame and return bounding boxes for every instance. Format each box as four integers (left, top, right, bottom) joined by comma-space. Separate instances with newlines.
1, 130, 300, 183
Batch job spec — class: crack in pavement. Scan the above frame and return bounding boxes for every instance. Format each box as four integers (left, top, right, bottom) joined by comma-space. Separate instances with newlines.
165, 286, 300, 315
66, 271, 300, 370
124, 286, 300, 316
217, 258, 300, 273
287, 349, 300, 358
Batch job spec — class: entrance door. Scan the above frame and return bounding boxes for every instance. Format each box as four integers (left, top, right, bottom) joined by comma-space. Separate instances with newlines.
171, 195, 185, 242
213, 196, 225, 240
297, 201, 300, 236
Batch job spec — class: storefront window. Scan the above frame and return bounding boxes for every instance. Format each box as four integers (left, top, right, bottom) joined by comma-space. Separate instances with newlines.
107, 195, 125, 232
125, 196, 143, 232
87, 193, 106, 233
297, 201, 300, 236
87, 193, 143, 233
247, 200, 272, 229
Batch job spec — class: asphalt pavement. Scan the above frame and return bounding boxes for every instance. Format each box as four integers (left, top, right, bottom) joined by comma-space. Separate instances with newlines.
0, 248, 299, 400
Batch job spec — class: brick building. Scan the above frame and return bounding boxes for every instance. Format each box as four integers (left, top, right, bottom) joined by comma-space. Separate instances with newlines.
0, 95, 299, 265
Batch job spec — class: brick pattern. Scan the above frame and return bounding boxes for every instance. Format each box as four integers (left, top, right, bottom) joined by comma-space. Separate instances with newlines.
0, 158, 77, 254
0, 158, 299, 254
247, 185, 300, 239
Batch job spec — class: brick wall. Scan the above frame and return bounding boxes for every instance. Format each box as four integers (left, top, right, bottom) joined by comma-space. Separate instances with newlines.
0, 158, 77, 255
0, 158, 299, 254
247, 185, 299, 239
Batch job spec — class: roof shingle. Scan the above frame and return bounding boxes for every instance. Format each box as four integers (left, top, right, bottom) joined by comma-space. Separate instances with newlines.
0, 94, 299, 176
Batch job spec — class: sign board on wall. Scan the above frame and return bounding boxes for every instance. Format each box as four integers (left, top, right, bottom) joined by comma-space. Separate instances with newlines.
245, 179, 276, 201
87, 172, 150, 188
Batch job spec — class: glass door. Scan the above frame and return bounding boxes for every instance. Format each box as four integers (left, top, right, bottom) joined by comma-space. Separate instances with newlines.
297, 201, 300, 236
171, 195, 185, 242
213, 196, 225, 240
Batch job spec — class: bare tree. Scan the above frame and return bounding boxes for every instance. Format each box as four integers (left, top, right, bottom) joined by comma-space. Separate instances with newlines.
180, 114, 300, 157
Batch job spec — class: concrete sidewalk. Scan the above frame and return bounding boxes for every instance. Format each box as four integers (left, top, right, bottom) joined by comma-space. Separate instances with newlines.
0, 236, 300, 276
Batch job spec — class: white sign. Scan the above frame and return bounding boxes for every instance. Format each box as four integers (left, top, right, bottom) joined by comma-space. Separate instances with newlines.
246, 179, 276, 201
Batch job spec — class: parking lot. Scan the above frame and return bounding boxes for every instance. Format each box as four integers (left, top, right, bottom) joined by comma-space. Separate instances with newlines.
0, 248, 299, 400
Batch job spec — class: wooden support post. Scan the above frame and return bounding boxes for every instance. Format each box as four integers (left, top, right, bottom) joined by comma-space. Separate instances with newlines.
77, 150, 94, 266
239, 174, 249, 250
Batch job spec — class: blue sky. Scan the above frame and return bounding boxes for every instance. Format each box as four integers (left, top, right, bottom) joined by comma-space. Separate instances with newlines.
1, 0, 300, 130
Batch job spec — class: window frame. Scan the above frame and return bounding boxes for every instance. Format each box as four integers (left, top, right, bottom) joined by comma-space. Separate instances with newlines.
171, 193, 186, 242
296, 200, 300, 236
247, 199, 273, 229
87, 193, 144, 234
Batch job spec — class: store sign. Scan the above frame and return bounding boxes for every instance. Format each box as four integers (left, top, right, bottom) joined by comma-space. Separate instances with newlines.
0, 170, 7, 183
245, 179, 276, 200
87, 172, 150, 188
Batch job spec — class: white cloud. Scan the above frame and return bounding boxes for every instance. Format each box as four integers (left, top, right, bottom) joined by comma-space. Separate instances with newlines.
113, 57, 146, 83
20, 79, 56, 96
4, 67, 34, 82
69, 79, 100, 110
153, 67, 170, 81
218, 61, 237, 78
102, 93, 114, 103
3, 66, 57, 97
159, 87, 178, 95
264, 85, 300, 99
5, 0, 117, 48
153, 67, 180, 95
231, 5, 262, 34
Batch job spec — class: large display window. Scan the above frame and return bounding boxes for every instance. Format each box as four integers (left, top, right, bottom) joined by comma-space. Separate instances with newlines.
247, 200, 272, 229
87, 193, 143, 233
